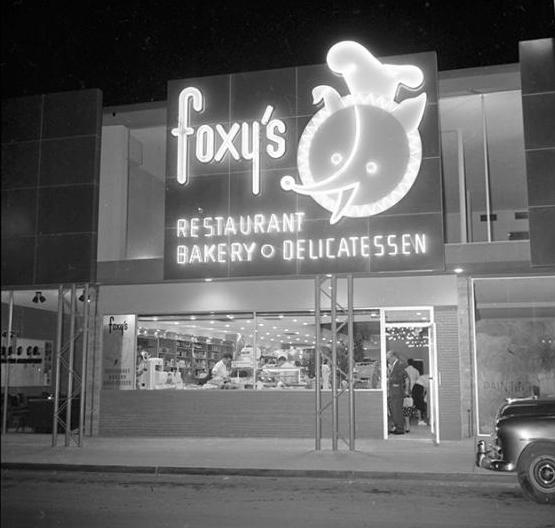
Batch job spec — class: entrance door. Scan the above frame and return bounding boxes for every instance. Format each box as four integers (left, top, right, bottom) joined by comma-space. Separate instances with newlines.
381, 308, 439, 443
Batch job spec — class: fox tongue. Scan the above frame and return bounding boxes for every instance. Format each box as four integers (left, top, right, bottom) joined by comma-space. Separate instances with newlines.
329, 183, 359, 224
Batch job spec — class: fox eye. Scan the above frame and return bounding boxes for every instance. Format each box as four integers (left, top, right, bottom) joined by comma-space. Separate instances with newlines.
366, 161, 378, 175
330, 153, 343, 166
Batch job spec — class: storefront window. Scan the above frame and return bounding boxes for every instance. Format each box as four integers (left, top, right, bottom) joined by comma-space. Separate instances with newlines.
134, 310, 384, 391
136, 313, 255, 390
473, 277, 555, 434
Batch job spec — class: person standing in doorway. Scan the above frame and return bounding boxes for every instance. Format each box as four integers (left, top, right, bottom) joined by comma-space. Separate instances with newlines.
405, 359, 420, 392
413, 372, 430, 425
387, 350, 409, 435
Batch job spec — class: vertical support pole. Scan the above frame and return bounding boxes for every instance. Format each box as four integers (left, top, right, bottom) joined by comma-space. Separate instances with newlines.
78, 284, 90, 446
2, 291, 14, 435
330, 275, 338, 451
347, 275, 355, 450
481, 94, 493, 243
314, 276, 322, 451
253, 312, 258, 391
456, 129, 468, 244
65, 284, 76, 447
52, 285, 64, 446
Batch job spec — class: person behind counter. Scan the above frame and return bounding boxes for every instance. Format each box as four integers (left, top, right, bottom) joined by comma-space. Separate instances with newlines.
277, 355, 294, 368
210, 351, 233, 388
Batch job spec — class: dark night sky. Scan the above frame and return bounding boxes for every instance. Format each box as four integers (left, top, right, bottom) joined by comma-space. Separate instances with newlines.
2, 0, 554, 106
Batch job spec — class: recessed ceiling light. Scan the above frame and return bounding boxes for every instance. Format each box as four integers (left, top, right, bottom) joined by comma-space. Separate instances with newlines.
454, 267, 464, 274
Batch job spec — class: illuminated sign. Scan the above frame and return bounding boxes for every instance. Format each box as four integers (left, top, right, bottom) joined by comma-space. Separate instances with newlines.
171, 88, 286, 194
165, 42, 444, 279
281, 41, 425, 224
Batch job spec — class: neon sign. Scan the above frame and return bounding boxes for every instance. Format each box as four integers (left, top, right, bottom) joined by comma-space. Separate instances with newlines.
281, 41, 426, 224
165, 41, 444, 278
171, 88, 286, 194
175, 213, 428, 265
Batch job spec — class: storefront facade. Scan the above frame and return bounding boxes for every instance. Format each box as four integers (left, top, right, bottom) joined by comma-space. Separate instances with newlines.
2, 38, 554, 443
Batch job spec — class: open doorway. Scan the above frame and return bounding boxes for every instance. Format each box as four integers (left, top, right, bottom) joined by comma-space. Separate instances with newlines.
382, 308, 439, 443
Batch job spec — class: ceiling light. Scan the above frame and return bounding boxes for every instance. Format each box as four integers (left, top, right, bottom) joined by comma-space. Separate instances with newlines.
205, 278, 213, 282
32, 291, 46, 304
454, 267, 464, 274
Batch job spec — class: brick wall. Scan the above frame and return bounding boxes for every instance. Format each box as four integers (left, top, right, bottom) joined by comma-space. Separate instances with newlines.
435, 306, 463, 440
99, 390, 384, 439
457, 277, 474, 437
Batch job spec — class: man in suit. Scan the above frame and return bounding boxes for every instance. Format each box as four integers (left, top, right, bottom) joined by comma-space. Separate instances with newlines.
387, 350, 409, 434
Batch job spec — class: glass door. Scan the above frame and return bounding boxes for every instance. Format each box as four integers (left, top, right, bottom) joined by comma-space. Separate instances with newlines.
428, 322, 440, 444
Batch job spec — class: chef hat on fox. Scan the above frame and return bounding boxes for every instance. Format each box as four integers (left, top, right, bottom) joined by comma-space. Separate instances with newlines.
326, 41, 424, 102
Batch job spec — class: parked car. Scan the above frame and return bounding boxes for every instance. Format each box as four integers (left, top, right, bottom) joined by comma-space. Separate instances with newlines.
476, 397, 555, 504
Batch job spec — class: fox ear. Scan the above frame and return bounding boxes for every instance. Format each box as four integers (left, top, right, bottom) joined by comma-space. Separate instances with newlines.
392, 93, 426, 132
312, 85, 343, 114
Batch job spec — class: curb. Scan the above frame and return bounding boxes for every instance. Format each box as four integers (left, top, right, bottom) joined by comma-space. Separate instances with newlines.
1, 462, 515, 482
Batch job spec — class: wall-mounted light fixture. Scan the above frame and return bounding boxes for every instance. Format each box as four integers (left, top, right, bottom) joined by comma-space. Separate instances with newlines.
78, 291, 91, 302
32, 291, 46, 304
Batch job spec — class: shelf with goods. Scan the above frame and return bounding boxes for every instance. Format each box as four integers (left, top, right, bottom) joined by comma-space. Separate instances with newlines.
157, 338, 177, 370
135, 332, 238, 381
175, 336, 194, 378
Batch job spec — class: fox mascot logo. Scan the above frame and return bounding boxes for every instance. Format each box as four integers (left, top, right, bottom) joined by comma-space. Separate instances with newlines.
281, 41, 426, 224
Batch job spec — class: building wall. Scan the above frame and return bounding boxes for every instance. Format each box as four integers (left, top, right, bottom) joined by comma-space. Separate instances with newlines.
520, 38, 555, 266
98, 390, 383, 438
1, 90, 102, 286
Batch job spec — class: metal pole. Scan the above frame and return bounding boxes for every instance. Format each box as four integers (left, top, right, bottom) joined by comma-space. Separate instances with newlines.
481, 94, 493, 243
314, 276, 322, 451
52, 285, 64, 446
65, 284, 76, 446
347, 275, 355, 450
2, 291, 14, 435
330, 275, 338, 451
78, 284, 90, 446
456, 129, 468, 244
253, 311, 258, 390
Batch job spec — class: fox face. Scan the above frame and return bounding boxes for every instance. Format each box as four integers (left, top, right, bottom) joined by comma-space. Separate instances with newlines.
281, 41, 427, 224
307, 103, 412, 208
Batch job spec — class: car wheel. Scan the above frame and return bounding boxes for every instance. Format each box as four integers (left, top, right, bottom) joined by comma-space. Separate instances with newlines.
517, 441, 555, 504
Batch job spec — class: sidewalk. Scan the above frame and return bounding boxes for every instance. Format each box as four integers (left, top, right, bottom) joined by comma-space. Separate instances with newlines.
1, 433, 511, 482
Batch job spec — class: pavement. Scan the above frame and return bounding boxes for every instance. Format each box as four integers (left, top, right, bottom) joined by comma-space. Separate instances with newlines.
1, 431, 512, 482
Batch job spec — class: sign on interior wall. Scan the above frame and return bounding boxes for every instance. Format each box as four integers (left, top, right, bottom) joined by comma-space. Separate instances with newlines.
102, 315, 136, 390
165, 41, 444, 279
1, 338, 52, 387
